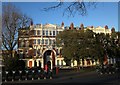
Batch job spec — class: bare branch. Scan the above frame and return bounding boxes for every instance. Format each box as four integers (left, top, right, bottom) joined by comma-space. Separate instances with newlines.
2, 3, 31, 57
43, 0, 97, 17
43, 1, 64, 11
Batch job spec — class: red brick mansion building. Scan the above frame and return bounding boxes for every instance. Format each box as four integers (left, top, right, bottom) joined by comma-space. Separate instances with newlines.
18, 22, 115, 69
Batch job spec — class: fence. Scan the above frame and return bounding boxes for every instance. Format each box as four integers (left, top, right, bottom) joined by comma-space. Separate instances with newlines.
0, 69, 53, 82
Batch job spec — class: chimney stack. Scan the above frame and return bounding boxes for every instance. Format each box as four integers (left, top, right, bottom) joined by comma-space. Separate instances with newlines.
80, 23, 84, 30
61, 22, 64, 27
111, 27, 115, 33
91, 26, 94, 28
70, 22, 74, 30
30, 20, 33, 26
105, 25, 108, 29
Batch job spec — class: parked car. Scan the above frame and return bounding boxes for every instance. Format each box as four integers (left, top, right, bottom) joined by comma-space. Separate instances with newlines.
96, 64, 116, 74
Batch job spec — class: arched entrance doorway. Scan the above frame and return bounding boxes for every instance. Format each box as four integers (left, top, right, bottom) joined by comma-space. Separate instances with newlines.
47, 61, 51, 71
43, 50, 55, 70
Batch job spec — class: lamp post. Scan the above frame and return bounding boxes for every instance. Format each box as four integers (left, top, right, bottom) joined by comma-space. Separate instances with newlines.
12, 71, 15, 81
44, 70, 47, 79
38, 70, 41, 80
19, 70, 22, 81
25, 70, 29, 80
49, 69, 52, 79
0, 71, 1, 76
5, 71, 8, 82
32, 70, 35, 80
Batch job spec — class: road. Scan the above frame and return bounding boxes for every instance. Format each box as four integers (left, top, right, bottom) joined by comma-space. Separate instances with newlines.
2, 71, 120, 85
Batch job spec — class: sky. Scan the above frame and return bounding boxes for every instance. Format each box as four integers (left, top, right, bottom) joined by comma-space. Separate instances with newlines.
2, 2, 119, 31
2, 0, 119, 2
119, 1, 120, 31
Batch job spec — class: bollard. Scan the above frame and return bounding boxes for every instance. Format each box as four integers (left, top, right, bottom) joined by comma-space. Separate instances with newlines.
12, 71, 15, 81
109, 72, 111, 74
38, 70, 41, 80
0, 71, 2, 81
44, 77, 46, 79
100, 72, 103, 75
25, 70, 29, 80
0, 71, 1, 77
5, 71, 8, 82
50, 76, 52, 79
19, 71, 22, 81
32, 70, 35, 80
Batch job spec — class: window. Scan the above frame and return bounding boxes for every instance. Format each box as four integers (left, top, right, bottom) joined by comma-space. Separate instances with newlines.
34, 30, 36, 35
26, 41, 29, 47
61, 60, 63, 65
34, 39, 36, 44
42, 39, 44, 44
34, 49, 37, 56
42, 30, 45, 35
57, 60, 59, 66
49, 31, 52, 36
37, 30, 40, 35
49, 39, 51, 45
56, 49, 59, 55
21, 41, 24, 47
46, 30, 48, 36
51, 40, 53, 44
37, 39, 40, 44
53, 31, 55, 36
45, 39, 48, 45
24, 41, 26, 47
37, 49, 40, 56
56, 31, 59, 35
53, 40, 55, 44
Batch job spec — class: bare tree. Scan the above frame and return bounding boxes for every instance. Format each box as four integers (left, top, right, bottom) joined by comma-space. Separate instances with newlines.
43, 0, 97, 17
2, 4, 31, 58
0, 15, 2, 50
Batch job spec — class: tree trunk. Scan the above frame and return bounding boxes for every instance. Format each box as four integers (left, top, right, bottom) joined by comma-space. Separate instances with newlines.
9, 49, 13, 58
10, 50, 13, 58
